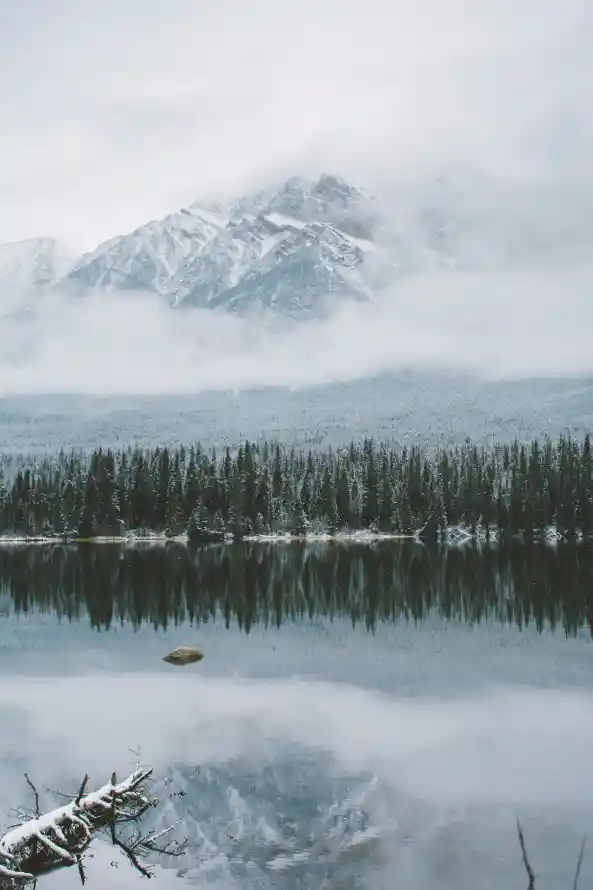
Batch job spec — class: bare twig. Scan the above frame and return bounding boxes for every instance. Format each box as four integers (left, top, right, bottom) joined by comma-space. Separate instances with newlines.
516, 818, 535, 890
75, 776, 89, 808
108, 821, 152, 879
22, 778, 39, 821
76, 855, 86, 886
42, 790, 77, 802
572, 836, 587, 890
128, 746, 142, 771
138, 822, 188, 857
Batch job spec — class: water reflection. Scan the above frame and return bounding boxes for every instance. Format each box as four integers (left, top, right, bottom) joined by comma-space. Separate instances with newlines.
0, 540, 591, 637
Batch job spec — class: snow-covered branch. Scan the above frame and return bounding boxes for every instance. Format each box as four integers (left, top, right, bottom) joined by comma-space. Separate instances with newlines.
0, 763, 186, 888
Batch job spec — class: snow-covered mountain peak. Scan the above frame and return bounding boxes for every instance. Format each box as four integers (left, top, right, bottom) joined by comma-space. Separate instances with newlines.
162, 174, 388, 316
55, 173, 386, 316
0, 236, 76, 292
186, 201, 230, 226
7, 168, 589, 322
65, 202, 229, 297
229, 173, 378, 240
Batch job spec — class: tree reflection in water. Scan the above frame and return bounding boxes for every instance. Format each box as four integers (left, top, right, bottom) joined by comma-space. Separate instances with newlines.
0, 540, 591, 638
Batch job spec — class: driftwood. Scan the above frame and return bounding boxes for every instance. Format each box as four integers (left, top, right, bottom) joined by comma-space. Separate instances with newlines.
0, 755, 187, 888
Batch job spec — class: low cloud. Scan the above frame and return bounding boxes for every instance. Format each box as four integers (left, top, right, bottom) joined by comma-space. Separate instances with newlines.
1, 265, 593, 396
1, 0, 592, 249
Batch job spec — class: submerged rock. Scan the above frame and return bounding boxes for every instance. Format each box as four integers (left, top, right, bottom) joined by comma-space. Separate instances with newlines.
162, 646, 204, 666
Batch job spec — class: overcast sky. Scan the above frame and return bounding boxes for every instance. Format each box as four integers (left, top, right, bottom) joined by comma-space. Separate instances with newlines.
1, 0, 592, 251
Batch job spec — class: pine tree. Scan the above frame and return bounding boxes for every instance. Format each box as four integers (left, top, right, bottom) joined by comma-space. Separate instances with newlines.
335, 466, 351, 529
78, 470, 100, 538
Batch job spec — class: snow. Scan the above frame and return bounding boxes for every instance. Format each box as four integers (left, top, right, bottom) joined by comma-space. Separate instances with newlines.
0, 767, 154, 881
341, 232, 376, 253
259, 233, 283, 260
8, 170, 590, 320
264, 212, 308, 230
187, 205, 229, 228
65, 203, 228, 299
0, 237, 77, 292
0, 175, 383, 317
226, 240, 247, 289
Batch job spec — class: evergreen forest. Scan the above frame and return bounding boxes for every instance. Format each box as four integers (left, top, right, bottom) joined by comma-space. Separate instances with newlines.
0, 434, 592, 542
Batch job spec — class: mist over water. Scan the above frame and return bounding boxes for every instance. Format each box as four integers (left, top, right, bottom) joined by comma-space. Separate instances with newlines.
1, 542, 593, 889
3, 673, 593, 889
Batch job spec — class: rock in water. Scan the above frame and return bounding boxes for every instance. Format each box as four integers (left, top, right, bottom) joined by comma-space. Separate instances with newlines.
162, 646, 204, 666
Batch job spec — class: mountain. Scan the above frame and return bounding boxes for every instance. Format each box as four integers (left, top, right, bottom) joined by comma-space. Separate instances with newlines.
61, 174, 394, 318
0, 237, 76, 294
3, 170, 593, 321
65, 203, 228, 300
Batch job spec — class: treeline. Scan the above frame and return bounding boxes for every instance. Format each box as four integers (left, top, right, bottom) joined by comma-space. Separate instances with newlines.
1, 540, 592, 637
0, 434, 592, 540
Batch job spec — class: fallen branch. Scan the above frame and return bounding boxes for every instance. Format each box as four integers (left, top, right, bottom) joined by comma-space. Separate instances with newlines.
0, 759, 186, 888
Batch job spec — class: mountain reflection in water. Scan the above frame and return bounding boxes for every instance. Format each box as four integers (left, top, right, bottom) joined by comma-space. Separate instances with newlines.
1, 540, 593, 890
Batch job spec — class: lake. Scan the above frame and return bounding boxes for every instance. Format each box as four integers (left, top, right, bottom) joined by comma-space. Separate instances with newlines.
1, 540, 592, 889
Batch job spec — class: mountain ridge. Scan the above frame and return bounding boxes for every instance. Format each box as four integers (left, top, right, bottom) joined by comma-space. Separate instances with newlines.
61, 173, 387, 318
3, 170, 593, 320
0, 236, 76, 294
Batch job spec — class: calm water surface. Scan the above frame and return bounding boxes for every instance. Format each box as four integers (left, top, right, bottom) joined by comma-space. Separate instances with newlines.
1, 541, 592, 890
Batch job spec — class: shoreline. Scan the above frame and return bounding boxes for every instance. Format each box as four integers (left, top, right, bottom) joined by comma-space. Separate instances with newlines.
0, 525, 577, 548
0, 530, 415, 547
